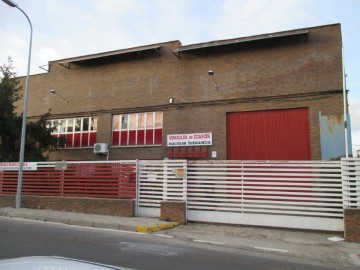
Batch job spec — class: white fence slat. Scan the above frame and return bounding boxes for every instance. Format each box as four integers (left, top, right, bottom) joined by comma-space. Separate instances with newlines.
187, 197, 343, 207
188, 161, 340, 166
187, 205, 342, 217
188, 185, 341, 193
187, 201, 343, 213
188, 193, 343, 202
188, 167, 341, 173
187, 210, 343, 231
187, 178, 342, 183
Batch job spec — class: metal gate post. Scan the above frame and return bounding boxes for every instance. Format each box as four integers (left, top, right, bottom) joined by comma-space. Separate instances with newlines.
184, 160, 188, 221
163, 160, 168, 201
135, 159, 139, 217
0, 171, 3, 193
341, 158, 346, 211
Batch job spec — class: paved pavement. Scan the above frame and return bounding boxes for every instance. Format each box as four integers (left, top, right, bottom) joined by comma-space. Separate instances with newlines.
1, 207, 360, 268
167, 223, 360, 268
0, 207, 178, 232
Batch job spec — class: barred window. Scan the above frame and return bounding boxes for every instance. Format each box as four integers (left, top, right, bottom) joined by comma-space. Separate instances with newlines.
112, 112, 163, 146
48, 117, 97, 148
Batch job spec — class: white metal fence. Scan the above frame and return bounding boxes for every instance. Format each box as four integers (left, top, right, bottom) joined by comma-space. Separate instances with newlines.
186, 160, 343, 231
137, 160, 187, 217
341, 158, 360, 208
136, 159, 358, 231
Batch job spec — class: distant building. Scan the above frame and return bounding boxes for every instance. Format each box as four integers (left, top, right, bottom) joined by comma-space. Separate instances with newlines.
19, 23, 351, 161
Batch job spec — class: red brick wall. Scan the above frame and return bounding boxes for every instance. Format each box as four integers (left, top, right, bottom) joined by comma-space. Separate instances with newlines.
0, 195, 15, 208
160, 201, 186, 224
0, 195, 135, 217
344, 208, 360, 242
17, 24, 343, 161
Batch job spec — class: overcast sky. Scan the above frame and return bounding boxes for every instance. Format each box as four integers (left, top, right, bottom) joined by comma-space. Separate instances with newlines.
1, 0, 359, 155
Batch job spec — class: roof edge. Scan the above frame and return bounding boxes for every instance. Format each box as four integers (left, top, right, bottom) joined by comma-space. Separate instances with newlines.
176, 23, 340, 52
50, 40, 181, 64
46, 23, 340, 64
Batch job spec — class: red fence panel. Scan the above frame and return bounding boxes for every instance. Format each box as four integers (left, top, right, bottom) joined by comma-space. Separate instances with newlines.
0, 162, 136, 199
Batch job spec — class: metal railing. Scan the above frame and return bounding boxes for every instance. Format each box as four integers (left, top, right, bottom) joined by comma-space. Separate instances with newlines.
187, 160, 343, 218
1, 158, 360, 231
0, 161, 137, 199
137, 159, 348, 231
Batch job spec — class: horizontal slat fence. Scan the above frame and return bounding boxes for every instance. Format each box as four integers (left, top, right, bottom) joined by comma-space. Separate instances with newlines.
2, 158, 360, 231
186, 160, 344, 230
137, 160, 187, 217
342, 158, 360, 208
135, 159, 346, 230
187, 160, 343, 217
0, 161, 136, 199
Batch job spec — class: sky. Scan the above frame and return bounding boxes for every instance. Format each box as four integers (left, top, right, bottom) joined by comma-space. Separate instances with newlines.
1, 0, 359, 155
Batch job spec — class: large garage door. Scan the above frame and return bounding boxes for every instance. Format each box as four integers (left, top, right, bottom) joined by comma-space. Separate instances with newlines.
227, 108, 311, 160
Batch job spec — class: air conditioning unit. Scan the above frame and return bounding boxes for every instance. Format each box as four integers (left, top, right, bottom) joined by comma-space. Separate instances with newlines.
93, 143, 108, 154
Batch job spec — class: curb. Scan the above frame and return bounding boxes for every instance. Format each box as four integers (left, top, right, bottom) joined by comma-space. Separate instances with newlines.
0, 209, 181, 233
136, 222, 180, 233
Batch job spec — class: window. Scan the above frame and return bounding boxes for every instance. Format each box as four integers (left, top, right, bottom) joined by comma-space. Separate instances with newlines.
48, 117, 98, 148
112, 112, 163, 146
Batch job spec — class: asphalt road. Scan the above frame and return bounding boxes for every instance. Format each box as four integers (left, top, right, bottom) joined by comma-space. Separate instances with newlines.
0, 217, 343, 270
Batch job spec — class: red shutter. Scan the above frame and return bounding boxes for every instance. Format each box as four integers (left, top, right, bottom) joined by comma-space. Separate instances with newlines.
226, 108, 311, 160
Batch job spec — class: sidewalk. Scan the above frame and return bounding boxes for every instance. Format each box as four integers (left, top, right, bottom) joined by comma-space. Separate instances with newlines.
167, 223, 360, 268
0, 207, 178, 232
1, 207, 360, 268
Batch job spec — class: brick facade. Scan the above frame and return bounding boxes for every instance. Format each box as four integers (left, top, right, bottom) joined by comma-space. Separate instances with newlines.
0, 194, 15, 208
17, 23, 344, 161
0, 195, 135, 217
344, 208, 360, 242
160, 201, 187, 224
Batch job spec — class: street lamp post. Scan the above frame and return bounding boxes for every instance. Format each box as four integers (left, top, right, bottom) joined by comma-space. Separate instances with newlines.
2, 0, 33, 208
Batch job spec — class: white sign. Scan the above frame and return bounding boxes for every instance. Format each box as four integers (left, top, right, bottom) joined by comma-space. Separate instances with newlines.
0, 162, 37, 171
167, 132, 212, 147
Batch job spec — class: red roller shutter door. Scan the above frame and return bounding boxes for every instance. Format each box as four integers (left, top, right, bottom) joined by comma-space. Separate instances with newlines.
226, 108, 311, 160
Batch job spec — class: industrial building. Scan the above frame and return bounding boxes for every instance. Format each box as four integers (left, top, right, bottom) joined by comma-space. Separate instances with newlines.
20, 23, 351, 161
